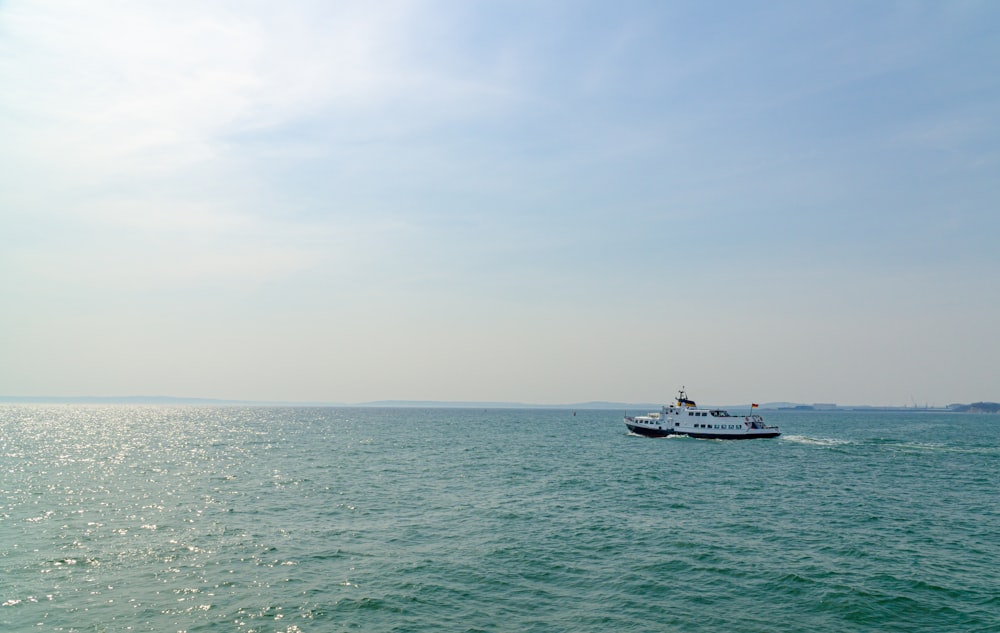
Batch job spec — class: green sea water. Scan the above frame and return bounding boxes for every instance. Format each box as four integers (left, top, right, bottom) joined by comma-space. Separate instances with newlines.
1, 406, 998, 632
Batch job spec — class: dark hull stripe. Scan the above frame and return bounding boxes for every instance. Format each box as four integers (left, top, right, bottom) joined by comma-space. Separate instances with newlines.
683, 432, 780, 440
625, 425, 673, 438
625, 424, 779, 440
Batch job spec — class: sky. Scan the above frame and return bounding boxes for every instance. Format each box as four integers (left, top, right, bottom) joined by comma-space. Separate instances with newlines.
1, 1, 998, 406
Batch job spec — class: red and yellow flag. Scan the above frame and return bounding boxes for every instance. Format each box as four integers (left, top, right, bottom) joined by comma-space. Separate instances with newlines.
751, 403, 759, 408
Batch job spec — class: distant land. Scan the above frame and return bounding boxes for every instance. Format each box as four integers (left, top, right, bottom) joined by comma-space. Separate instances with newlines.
0, 396, 655, 409
944, 402, 1000, 414
0, 396, 998, 412
775, 402, 1000, 414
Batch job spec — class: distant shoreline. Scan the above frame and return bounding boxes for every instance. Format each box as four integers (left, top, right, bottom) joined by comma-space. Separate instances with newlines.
1, 396, 997, 412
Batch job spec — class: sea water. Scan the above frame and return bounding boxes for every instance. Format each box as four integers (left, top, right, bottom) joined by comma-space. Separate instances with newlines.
1, 406, 998, 632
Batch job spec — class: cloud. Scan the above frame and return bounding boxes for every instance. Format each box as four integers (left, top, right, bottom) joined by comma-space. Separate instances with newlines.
1, 2, 429, 169
0, 0, 463, 290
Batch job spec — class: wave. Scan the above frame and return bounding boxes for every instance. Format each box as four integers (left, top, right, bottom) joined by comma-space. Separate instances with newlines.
780, 434, 854, 447
868, 438, 1000, 455
783, 435, 1000, 456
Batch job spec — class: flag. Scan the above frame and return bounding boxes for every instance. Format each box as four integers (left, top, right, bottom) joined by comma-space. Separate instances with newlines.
751, 403, 759, 408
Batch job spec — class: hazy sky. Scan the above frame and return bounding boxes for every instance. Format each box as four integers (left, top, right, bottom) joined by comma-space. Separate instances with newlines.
1, 1, 997, 406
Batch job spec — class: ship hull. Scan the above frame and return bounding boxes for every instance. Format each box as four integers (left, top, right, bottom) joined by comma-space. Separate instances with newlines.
625, 423, 673, 438
681, 430, 780, 440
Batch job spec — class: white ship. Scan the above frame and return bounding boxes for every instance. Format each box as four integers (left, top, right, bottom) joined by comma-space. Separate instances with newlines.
624, 388, 780, 440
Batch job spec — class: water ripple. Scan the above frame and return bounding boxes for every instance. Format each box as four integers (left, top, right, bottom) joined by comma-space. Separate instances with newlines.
1, 406, 998, 631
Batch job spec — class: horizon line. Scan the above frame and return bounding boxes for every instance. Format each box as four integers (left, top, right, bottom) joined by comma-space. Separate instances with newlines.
0, 395, 988, 410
